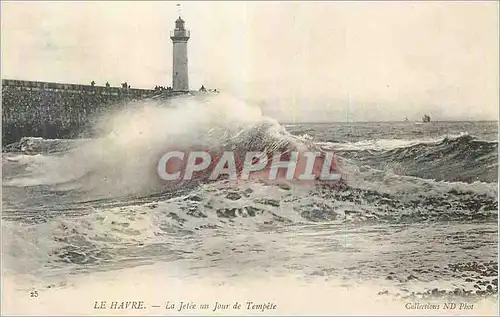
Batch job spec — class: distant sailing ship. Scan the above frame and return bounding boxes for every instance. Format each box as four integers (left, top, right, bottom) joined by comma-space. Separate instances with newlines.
422, 114, 431, 123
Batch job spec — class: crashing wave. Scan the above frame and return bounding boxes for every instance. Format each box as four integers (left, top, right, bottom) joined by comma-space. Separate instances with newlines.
2, 94, 338, 198
330, 134, 498, 183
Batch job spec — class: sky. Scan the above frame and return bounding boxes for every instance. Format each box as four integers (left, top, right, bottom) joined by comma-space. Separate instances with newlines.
1, 1, 498, 122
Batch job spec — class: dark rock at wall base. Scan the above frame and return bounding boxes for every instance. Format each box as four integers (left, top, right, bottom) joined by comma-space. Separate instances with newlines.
2, 123, 84, 147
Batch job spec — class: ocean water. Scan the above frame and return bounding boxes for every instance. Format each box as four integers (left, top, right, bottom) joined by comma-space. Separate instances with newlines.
2, 94, 498, 315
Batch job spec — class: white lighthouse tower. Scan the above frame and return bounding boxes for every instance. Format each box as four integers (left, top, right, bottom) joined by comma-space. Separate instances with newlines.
170, 15, 190, 92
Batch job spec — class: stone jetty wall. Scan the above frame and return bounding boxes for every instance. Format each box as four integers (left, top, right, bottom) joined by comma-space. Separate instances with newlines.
2, 79, 160, 145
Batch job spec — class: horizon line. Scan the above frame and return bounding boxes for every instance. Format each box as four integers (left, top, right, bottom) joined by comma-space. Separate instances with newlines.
279, 120, 499, 124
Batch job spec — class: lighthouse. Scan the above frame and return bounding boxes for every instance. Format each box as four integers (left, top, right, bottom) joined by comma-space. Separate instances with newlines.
170, 16, 190, 92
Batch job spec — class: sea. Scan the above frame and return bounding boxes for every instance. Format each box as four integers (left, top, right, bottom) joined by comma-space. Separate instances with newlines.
2, 94, 498, 315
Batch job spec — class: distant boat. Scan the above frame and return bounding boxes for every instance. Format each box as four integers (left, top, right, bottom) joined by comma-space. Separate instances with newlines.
404, 117, 409, 122
422, 114, 431, 123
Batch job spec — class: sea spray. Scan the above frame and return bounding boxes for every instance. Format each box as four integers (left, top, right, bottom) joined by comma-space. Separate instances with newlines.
2, 93, 330, 199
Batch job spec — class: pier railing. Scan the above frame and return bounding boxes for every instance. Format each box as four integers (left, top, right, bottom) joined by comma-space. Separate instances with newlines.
2, 79, 155, 97
1, 79, 159, 144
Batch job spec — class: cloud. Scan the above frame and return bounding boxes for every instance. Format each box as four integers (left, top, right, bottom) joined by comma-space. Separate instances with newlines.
1, 1, 498, 122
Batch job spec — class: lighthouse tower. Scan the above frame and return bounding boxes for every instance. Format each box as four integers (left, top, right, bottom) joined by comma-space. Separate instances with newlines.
170, 16, 190, 92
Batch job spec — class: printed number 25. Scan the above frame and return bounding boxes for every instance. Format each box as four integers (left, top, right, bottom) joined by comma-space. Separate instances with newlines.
30, 290, 38, 298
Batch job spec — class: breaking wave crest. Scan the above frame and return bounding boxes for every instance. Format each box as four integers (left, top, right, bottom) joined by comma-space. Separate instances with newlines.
2, 94, 322, 199
325, 134, 498, 183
